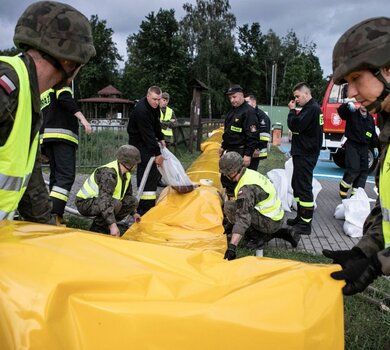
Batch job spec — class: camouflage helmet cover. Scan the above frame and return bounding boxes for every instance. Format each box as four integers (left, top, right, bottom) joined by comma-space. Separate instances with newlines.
116, 145, 141, 168
14, 1, 96, 64
219, 151, 243, 175
332, 17, 390, 84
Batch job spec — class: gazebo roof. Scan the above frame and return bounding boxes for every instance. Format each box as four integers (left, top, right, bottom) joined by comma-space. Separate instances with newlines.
98, 85, 122, 96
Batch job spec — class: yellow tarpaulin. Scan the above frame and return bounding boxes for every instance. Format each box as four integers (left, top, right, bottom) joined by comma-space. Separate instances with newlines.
122, 185, 226, 254
0, 220, 344, 350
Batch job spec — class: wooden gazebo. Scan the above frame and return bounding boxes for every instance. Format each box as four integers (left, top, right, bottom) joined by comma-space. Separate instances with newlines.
78, 85, 135, 120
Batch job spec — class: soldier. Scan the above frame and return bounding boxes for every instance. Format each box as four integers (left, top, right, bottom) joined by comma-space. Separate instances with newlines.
0, 1, 95, 222
76, 145, 141, 237
322, 17, 390, 296
220, 152, 300, 261
159, 92, 177, 146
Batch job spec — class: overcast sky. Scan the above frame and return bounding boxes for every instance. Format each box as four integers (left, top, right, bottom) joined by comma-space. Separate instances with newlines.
1, 0, 389, 77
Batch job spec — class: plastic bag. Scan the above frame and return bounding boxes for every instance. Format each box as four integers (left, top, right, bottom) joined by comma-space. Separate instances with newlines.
334, 203, 345, 220
267, 169, 291, 212
158, 147, 195, 193
343, 188, 371, 238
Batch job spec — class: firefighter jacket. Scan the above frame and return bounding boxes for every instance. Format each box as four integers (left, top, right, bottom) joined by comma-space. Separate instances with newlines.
338, 103, 378, 147
287, 98, 323, 156
127, 97, 164, 156
256, 107, 271, 159
356, 111, 390, 275
0, 55, 40, 220
222, 101, 259, 157
160, 106, 176, 137
234, 168, 284, 222
40, 87, 80, 146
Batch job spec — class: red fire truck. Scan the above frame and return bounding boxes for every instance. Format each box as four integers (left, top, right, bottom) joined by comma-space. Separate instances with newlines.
321, 79, 379, 172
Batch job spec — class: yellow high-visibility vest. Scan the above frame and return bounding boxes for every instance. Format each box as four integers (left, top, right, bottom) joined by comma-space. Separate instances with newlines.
77, 161, 131, 201
160, 106, 173, 137
234, 169, 284, 221
380, 147, 390, 247
0, 56, 38, 220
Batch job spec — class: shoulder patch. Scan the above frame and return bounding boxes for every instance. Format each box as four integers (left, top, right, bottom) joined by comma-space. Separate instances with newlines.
0, 74, 16, 94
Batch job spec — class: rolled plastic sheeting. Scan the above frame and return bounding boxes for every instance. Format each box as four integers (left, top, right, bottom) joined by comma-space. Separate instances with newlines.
0, 220, 344, 350
122, 185, 226, 254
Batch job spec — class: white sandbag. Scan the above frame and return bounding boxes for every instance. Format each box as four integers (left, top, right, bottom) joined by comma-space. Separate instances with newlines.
334, 203, 345, 220
342, 188, 371, 238
267, 169, 291, 212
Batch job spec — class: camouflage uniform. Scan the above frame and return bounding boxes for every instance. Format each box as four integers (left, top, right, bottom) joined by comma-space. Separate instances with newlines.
356, 112, 390, 273
0, 54, 52, 222
224, 183, 283, 242
76, 167, 138, 233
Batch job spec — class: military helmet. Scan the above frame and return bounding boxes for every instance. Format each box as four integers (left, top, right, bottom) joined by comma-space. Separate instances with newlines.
219, 152, 243, 175
333, 17, 390, 84
14, 1, 96, 64
116, 145, 141, 169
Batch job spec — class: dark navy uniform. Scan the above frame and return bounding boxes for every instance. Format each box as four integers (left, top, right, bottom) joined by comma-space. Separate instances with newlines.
338, 103, 378, 197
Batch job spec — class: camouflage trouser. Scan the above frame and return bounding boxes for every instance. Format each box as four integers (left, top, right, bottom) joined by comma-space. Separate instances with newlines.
18, 157, 52, 223
76, 196, 138, 233
224, 200, 282, 242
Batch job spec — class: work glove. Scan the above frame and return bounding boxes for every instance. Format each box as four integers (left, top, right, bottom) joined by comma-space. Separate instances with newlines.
373, 148, 379, 158
322, 247, 366, 268
330, 255, 383, 296
347, 101, 356, 112
224, 243, 237, 260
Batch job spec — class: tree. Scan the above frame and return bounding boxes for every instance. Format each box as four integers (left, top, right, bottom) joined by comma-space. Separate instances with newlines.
181, 0, 238, 118
75, 15, 122, 99
122, 9, 189, 115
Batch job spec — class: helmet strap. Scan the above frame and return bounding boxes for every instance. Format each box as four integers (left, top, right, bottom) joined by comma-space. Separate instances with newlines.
365, 69, 390, 113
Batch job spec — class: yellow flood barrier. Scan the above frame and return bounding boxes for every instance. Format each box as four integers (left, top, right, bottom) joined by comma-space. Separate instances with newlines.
0, 220, 344, 350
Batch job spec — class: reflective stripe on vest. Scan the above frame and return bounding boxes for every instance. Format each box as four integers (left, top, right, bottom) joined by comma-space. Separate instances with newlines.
76, 161, 131, 200
140, 191, 157, 200
234, 169, 284, 221
380, 147, 390, 248
0, 56, 37, 220
160, 107, 173, 137
230, 126, 242, 133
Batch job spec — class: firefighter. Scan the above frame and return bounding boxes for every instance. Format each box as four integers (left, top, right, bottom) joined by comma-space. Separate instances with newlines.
219, 85, 259, 198
0, 1, 95, 222
159, 92, 177, 145
220, 152, 300, 260
76, 145, 141, 237
245, 94, 271, 164
127, 86, 166, 215
322, 17, 390, 296
287, 82, 323, 235
40, 85, 92, 226
338, 102, 378, 198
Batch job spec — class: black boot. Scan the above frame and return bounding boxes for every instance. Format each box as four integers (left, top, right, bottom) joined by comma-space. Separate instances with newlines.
291, 206, 314, 235
286, 204, 300, 226
273, 228, 301, 248
292, 221, 312, 235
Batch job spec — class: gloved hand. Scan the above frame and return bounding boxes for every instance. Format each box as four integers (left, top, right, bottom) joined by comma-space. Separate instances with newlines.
322, 247, 366, 268
347, 101, 356, 112
224, 243, 237, 260
373, 148, 379, 158
330, 255, 383, 295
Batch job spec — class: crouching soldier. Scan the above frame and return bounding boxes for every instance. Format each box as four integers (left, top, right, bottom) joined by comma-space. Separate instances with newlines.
219, 152, 300, 260
76, 145, 141, 237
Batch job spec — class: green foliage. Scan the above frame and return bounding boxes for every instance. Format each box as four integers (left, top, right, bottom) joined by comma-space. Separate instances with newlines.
0, 47, 20, 56
122, 9, 190, 115
75, 15, 122, 99
181, 0, 237, 118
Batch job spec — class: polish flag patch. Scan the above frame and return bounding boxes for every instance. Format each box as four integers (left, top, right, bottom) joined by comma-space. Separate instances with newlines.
0, 74, 16, 94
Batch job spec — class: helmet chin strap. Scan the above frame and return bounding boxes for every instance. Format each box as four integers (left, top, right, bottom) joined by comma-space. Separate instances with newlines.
365, 69, 390, 113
